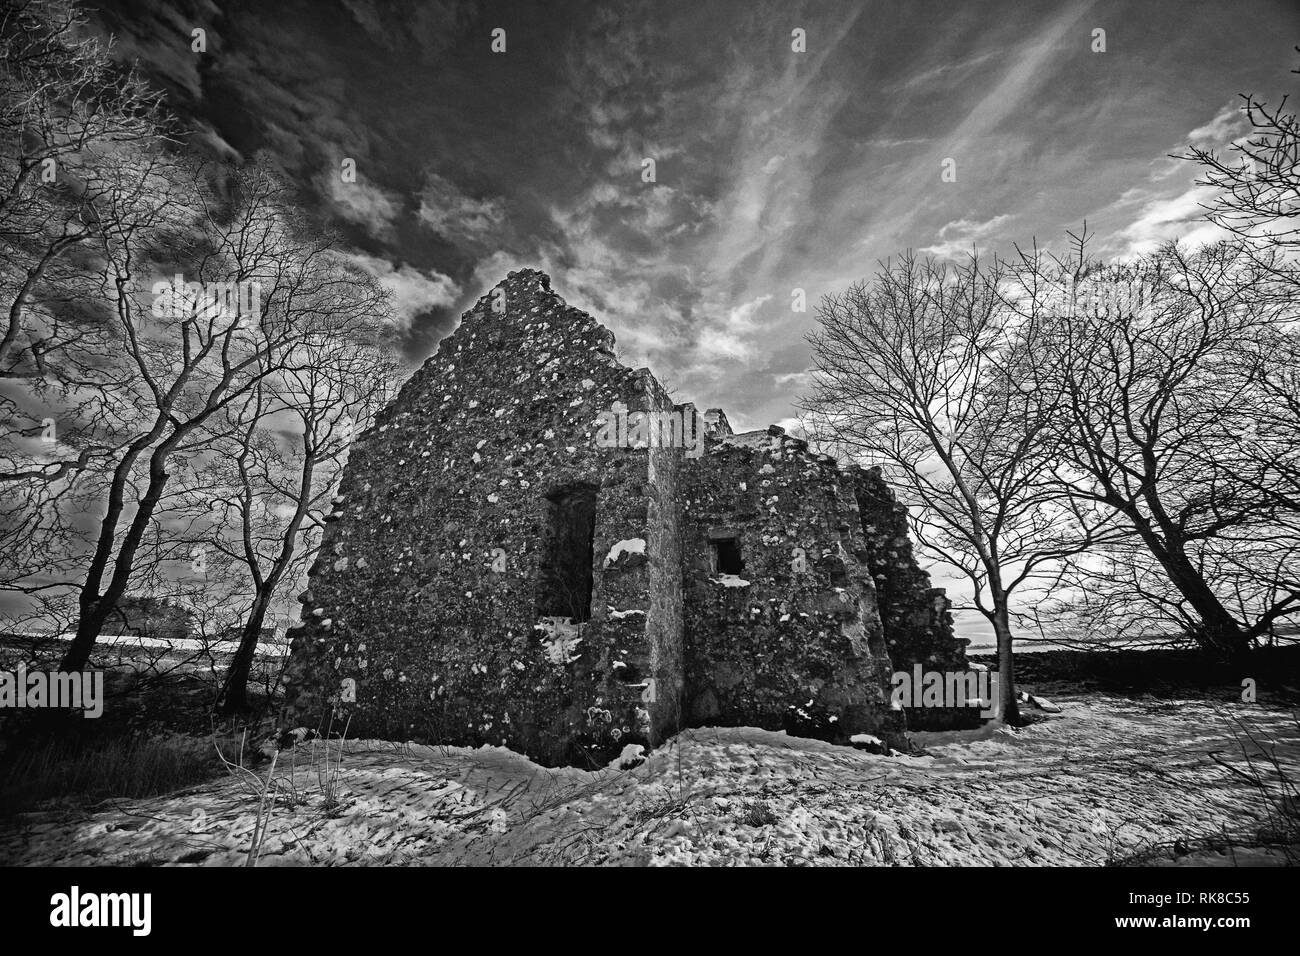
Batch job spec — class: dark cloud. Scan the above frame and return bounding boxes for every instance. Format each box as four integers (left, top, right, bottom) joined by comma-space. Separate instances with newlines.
85, 0, 1300, 427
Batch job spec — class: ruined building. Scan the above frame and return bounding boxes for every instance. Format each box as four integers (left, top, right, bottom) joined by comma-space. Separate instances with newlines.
281, 270, 970, 766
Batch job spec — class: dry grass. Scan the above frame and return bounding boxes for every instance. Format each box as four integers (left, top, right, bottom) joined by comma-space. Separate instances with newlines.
0, 731, 224, 816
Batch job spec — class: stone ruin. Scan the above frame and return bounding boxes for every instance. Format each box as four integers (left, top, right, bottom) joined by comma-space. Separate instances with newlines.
280, 269, 972, 767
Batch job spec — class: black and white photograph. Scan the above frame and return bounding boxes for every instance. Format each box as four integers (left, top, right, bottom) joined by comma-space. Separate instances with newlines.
0, 0, 1297, 929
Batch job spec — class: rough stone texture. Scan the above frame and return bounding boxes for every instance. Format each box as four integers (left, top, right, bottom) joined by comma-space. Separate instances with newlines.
279, 270, 667, 767
280, 269, 972, 765
851, 466, 978, 729
679, 424, 901, 743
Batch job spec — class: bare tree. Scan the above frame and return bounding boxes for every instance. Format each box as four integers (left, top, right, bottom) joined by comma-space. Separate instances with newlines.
210, 332, 398, 716
0, 158, 391, 671
1043, 530, 1300, 650
1182, 51, 1300, 282
0, 4, 398, 687
1023, 239, 1296, 658
0, 0, 169, 371
805, 253, 1111, 724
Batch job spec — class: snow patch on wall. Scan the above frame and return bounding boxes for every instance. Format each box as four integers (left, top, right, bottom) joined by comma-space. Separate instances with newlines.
710, 574, 751, 588
534, 616, 583, 664
604, 537, 646, 568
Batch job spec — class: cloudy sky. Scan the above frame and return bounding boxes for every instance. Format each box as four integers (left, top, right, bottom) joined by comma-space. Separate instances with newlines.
89, 0, 1300, 436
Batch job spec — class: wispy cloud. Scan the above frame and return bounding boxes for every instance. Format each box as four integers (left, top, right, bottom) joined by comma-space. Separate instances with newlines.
1113, 184, 1229, 256
1189, 102, 1249, 145
324, 175, 403, 239
693, 293, 774, 367
418, 172, 507, 245
341, 252, 459, 329
1090, 101, 1258, 257
893, 50, 999, 92
89, 0, 1300, 430
921, 215, 1014, 258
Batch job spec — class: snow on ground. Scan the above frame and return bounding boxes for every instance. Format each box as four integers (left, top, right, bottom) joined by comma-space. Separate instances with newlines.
4, 631, 289, 656
2, 693, 1296, 866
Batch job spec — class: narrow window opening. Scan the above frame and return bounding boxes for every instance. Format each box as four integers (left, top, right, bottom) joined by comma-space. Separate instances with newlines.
827, 560, 848, 587
712, 537, 744, 575
536, 484, 597, 623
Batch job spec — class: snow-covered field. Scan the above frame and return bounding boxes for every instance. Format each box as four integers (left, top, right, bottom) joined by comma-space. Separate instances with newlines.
2, 631, 290, 657
2, 692, 1296, 866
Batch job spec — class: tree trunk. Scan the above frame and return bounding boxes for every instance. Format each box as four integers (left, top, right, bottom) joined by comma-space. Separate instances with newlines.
60, 443, 176, 671
0, 239, 75, 371
1135, 524, 1252, 660
1164, 559, 1250, 660
218, 589, 272, 716
61, 596, 110, 672
992, 602, 1023, 726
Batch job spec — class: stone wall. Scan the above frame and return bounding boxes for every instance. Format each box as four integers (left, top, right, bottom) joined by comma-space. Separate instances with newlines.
680, 425, 902, 744
851, 465, 979, 729
645, 415, 686, 744
279, 270, 676, 767
280, 269, 979, 765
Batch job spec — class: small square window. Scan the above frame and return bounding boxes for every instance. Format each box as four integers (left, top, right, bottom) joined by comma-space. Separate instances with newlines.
711, 537, 744, 575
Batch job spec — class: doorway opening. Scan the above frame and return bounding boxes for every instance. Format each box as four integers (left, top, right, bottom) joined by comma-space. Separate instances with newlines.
536, 484, 597, 622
